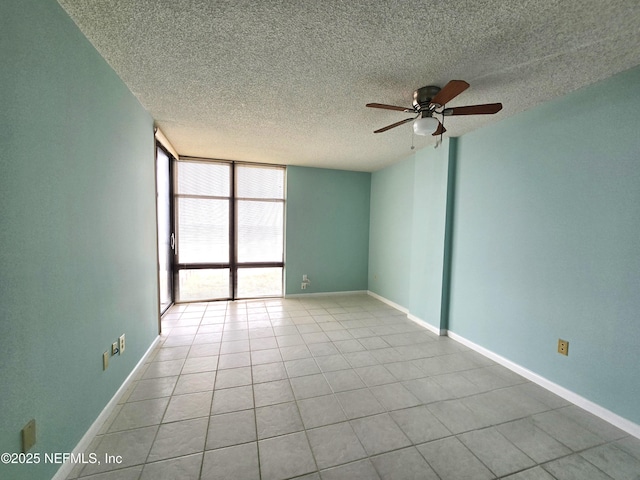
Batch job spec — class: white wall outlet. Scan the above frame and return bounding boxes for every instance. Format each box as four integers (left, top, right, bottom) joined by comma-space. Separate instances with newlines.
301, 282, 307, 290
558, 339, 569, 356
119, 334, 126, 354
303, 274, 308, 282
111, 342, 119, 356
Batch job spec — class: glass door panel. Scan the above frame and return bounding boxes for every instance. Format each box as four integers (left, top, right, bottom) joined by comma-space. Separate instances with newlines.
156, 145, 173, 314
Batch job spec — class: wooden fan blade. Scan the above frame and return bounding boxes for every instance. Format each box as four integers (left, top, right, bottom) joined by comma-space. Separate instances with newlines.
430, 80, 470, 106
432, 121, 446, 136
374, 117, 414, 133
366, 103, 412, 112
443, 103, 503, 116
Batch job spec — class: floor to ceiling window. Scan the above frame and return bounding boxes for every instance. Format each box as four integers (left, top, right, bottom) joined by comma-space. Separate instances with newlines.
175, 158, 285, 302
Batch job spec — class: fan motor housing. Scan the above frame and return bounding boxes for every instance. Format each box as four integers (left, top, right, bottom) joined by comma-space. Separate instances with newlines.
413, 85, 441, 110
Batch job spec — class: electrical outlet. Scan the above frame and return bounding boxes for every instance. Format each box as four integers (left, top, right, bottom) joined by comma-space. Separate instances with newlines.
301, 282, 307, 290
112, 342, 119, 356
21, 419, 36, 453
119, 334, 125, 354
558, 339, 569, 356
103, 351, 109, 370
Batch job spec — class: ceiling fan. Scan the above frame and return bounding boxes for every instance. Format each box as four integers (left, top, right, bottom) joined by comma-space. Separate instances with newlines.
366, 80, 502, 137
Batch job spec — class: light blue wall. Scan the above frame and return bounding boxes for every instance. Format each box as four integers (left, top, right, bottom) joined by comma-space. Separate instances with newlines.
368, 159, 415, 307
448, 65, 640, 424
285, 166, 370, 295
409, 142, 452, 329
368, 144, 451, 330
0, 1, 158, 478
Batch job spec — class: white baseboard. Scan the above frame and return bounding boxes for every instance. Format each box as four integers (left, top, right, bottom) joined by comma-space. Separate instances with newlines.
447, 331, 640, 439
407, 313, 446, 336
367, 291, 446, 336
53, 335, 162, 480
366, 290, 409, 314
285, 290, 368, 298
362, 290, 639, 439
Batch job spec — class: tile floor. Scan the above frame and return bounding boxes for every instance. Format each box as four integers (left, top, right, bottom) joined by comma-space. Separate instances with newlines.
67, 294, 640, 479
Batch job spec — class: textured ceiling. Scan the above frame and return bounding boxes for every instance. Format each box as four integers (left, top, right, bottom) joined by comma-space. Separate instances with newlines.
57, 0, 640, 172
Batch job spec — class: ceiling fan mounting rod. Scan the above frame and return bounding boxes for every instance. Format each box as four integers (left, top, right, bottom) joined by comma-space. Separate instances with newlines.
413, 85, 442, 111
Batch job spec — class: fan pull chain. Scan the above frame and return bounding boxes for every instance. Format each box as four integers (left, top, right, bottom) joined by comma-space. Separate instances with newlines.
436, 113, 445, 148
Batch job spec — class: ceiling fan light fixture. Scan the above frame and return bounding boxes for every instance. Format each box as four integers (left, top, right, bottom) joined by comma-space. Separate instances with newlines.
367, 80, 501, 137
413, 116, 439, 136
